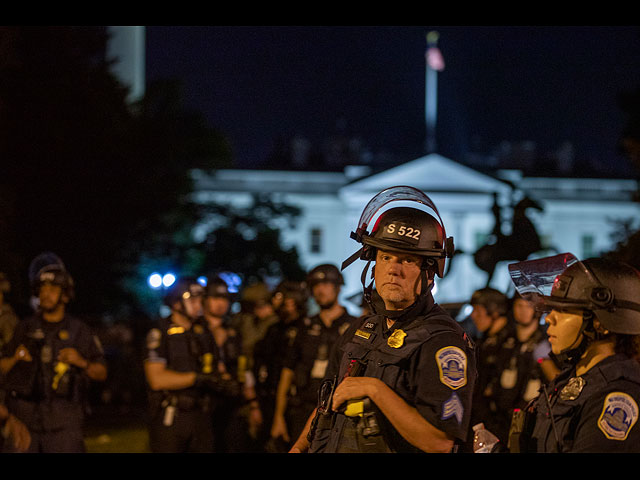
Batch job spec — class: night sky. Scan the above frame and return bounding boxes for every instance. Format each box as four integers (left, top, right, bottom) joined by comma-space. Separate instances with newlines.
145, 26, 640, 175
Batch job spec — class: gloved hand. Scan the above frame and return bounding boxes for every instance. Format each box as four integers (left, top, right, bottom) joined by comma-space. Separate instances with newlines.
195, 373, 242, 397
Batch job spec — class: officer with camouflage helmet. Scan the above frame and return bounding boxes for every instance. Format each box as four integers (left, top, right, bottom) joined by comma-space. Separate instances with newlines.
290, 186, 477, 453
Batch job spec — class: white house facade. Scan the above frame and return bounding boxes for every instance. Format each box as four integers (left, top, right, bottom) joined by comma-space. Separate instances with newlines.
190, 154, 640, 313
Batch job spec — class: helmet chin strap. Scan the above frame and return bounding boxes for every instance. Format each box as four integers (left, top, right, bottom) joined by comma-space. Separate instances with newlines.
549, 314, 592, 369
362, 261, 434, 323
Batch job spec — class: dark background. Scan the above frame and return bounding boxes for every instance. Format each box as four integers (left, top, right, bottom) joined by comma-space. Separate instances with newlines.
145, 25, 640, 176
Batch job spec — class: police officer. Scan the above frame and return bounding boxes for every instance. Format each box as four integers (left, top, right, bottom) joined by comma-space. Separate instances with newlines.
0, 255, 107, 453
230, 281, 279, 374
203, 275, 259, 452
474, 292, 557, 446
144, 276, 234, 453
270, 264, 357, 447
253, 280, 307, 451
290, 186, 477, 453
467, 287, 514, 446
506, 253, 640, 452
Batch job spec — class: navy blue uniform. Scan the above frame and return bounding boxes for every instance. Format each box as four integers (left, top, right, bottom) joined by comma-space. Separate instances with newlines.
282, 310, 357, 440
524, 354, 640, 452
1, 314, 105, 453
209, 327, 250, 453
310, 294, 477, 453
253, 317, 302, 444
144, 317, 217, 453
478, 325, 551, 445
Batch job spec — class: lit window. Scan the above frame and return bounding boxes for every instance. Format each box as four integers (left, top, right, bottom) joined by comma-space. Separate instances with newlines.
310, 228, 322, 254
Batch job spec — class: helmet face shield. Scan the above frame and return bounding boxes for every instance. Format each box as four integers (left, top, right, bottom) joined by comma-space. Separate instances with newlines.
509, 253, 620, 312
510, 253, 640, 335
343, 186, 454, 277
353, 186, 447, 243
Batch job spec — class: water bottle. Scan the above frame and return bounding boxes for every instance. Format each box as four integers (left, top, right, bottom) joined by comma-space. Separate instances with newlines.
473, 423, 500, 453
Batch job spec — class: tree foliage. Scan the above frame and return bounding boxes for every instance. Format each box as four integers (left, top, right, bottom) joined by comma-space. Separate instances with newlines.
0, 26, 236, 317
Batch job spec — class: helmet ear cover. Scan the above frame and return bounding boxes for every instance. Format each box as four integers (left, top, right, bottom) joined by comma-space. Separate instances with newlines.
590, 286, 615, 310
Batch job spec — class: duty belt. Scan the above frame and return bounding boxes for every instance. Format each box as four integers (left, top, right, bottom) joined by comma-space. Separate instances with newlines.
166, 393, 210, 412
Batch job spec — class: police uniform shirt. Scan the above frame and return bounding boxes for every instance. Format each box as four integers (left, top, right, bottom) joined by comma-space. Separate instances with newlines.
145, 317, 215, 394
212, 326, 246, 383
495, 325, 551, 409
323, 294, 477, 450
283, 310, 356, 406
253, 318, 303, 393
531, 353, 640, 453
1, 314, 105, 431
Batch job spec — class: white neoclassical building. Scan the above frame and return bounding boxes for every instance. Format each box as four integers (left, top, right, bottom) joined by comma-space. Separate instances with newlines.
190, 154, 640, 313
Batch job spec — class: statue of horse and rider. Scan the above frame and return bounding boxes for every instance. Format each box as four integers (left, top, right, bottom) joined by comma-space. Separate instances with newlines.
473, 193, 544, 287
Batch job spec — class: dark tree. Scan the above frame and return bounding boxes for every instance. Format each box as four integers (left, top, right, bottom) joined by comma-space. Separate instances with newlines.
0, 26, 233, 317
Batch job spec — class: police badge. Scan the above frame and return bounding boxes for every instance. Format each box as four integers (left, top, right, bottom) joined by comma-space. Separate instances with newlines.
559, 376, 586, 401
387, 329, 407, 348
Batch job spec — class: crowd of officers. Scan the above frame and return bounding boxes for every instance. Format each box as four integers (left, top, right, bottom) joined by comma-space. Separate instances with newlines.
143, 264, 357, 453
0, 256, 361, 453
2, 184, 640, 454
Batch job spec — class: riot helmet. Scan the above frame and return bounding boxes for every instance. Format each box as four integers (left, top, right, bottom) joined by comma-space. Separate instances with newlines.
509, 253, 640, 335
163, 276, 205, 319
206, 276, 232, 299
307, 264, 344, 289
470, 288, 508, 318
276, 280, 308, 310
29, 252, 75, 301
341, 186, 454, 318
342, 186, 454, 277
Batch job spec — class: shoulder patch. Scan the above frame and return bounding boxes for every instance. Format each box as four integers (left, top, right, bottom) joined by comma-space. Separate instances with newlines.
436, 346, 467, 390
598, 392, 639, 441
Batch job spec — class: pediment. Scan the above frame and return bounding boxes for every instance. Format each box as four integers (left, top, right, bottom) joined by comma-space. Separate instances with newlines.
341, 154, 511, 196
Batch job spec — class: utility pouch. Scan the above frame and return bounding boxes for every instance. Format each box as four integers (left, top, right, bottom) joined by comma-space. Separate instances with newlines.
508, 406, 535, 453
308, 375, 337, 443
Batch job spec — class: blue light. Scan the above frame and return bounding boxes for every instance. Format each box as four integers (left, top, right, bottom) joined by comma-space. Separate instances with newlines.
162, 273, 176, 288
197, 276, 208, 287
218, 271, 242, 293
148, 273, 163, 289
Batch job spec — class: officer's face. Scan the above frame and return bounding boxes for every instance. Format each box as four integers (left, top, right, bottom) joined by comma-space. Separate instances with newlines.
204, 295, 230, 318
281, 297, 299, 319
513, 298, 537, 326
39, 282, 65, 311
470, 304, 493, 333
374, 249, 425, 310
312, 281, 339, 309
545, 309, 584, 355
181, 294, 203, 319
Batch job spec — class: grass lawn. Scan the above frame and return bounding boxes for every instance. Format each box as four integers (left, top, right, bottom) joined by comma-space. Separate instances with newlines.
84, 406, 151, 453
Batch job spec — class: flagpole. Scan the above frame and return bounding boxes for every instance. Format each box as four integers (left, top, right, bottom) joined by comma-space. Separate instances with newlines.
425, 31, 442, 154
